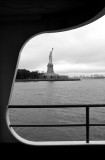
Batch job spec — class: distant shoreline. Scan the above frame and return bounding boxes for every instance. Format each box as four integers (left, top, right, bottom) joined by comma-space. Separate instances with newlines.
15, 78, 81, 82
15, 77, 105, 82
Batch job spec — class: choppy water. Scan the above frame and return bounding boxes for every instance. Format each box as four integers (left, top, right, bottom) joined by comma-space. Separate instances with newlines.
9, 79, 105, 142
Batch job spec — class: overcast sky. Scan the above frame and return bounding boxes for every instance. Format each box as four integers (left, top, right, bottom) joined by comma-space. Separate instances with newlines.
18, 15, 105, 76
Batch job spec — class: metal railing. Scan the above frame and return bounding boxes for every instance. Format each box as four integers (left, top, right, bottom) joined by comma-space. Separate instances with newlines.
8, 104, 105, 143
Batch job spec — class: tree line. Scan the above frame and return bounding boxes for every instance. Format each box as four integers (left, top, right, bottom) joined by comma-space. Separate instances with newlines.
16, 69, 44, 79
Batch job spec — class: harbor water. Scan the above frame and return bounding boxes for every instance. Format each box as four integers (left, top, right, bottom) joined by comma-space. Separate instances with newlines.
9, 79, 105, 142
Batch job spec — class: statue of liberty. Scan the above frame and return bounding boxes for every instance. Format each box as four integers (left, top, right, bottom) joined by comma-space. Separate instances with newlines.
49, 48, 53, 64
47, 48, 54, 74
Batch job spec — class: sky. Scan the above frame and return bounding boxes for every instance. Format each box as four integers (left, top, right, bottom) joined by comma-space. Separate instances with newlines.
18, 15, 105, 76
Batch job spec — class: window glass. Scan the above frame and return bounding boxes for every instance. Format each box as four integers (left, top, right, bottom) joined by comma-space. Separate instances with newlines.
8, 16, 105, 144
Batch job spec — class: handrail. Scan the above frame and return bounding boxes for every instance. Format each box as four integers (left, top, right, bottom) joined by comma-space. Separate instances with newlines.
8, 104, 105, 108
8, 104, 105, 143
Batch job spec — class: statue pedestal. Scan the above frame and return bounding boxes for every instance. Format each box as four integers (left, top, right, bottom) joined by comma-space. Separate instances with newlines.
43, 72, 59, 79
47, 63, 54, 74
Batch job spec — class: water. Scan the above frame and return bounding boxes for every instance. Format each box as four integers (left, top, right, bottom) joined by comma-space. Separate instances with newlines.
9, 79, 105, 142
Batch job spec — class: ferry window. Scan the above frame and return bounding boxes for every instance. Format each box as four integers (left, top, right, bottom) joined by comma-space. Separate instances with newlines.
8, 15, 105, 145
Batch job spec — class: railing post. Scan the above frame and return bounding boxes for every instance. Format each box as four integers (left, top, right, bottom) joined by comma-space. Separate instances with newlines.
86, 106, 89, 143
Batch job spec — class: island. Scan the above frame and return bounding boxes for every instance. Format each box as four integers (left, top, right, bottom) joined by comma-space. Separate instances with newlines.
16, 48, 81, 81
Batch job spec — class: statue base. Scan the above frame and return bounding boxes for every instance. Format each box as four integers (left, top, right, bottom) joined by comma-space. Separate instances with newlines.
47, 63, 54, 74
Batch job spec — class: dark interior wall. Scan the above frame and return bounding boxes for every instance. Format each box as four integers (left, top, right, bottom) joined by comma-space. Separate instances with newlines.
0, 0, 105, 144
0, 21, 48, 143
